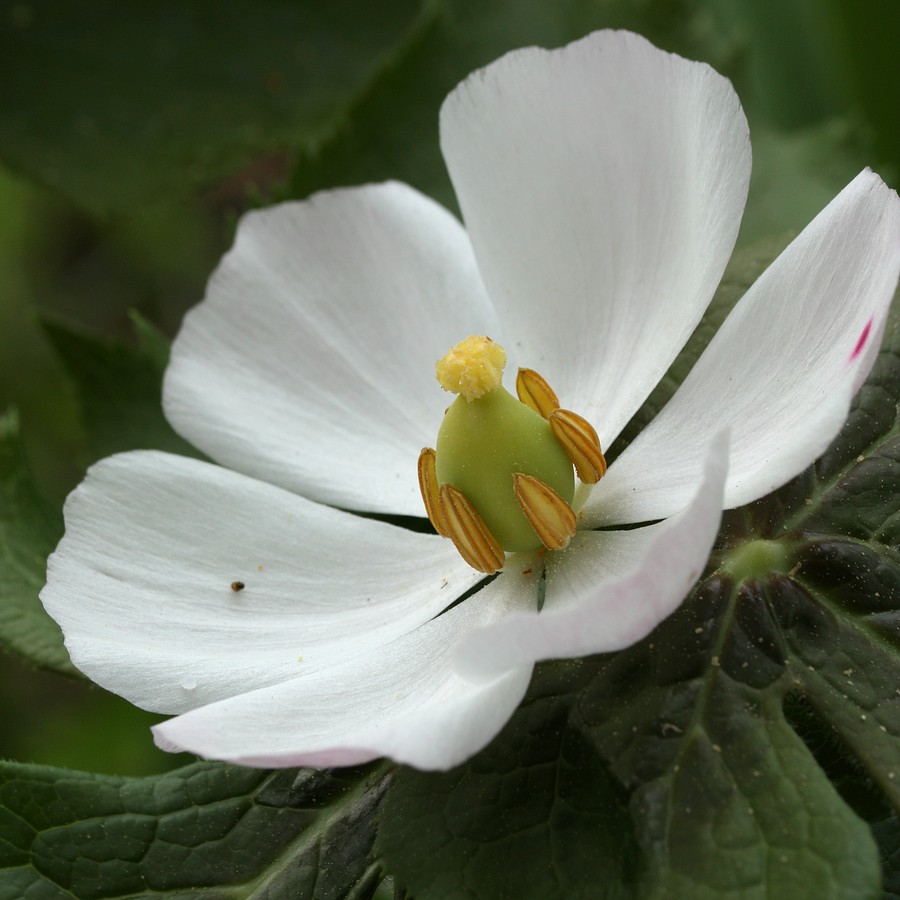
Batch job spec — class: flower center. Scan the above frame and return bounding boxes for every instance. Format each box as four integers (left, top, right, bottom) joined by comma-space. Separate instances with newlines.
418, 336, 607, 573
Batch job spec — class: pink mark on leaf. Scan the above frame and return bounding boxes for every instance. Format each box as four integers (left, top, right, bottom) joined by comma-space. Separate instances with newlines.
850, 318, 873, 362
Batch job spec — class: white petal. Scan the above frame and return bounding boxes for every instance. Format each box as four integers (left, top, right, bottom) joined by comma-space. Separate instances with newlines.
164, 182, 500, 516
40, 451, 481, 714
453, 432, 728, 680
440, 30, 750, 445
152, 572, 535, 771
590, 169, 900, 526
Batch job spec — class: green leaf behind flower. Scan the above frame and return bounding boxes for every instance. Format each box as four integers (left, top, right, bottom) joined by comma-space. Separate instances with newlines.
0, 760, 390, 899
43, 315, 197, 464
0, 408, 73, 677
875, 813, 900, 899
0, 0, 425, 216
377, 663, 636, 900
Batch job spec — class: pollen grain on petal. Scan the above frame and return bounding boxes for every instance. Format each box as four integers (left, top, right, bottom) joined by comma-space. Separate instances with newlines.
439, 483, 505, 574
515, 367, 560, 418
550, 408, 607, 483
418, 447, 451, 537
513, 473, 576, 550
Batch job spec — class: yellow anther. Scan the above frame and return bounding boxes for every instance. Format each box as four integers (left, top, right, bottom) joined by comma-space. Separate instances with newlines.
515, 368, 560, 419
439, 483, 505, 574
435, 335, 506, 401
417, 447, 450, 537
549, 408, 607, 484
512, 473, 577, 550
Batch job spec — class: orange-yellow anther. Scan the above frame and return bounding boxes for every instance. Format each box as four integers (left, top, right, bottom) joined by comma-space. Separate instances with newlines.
512, 473, 577, 550
439, 483, 505, 574
549, 408, 607, 484
515, 368, 560, 419
417, 448, 450, 537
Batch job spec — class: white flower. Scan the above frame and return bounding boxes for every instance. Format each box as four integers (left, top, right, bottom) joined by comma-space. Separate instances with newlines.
41, 31, 899, 771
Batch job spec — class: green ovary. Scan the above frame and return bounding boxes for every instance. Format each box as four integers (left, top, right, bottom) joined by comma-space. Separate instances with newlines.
435, 385, 574, 552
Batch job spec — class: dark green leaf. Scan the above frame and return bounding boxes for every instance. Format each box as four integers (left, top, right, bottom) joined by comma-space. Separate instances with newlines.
0, 759, 391, 899
575, 299, 900, 896
830, 0, 900, 178
0, 0, 424, 215
128, 310, 176, 376
378, 663, 637, 900
43, 317, 196, 463
768, 309, 900, 811
581, 619, 881, 899
873, 813, 900, 900
0, 408, 75, 676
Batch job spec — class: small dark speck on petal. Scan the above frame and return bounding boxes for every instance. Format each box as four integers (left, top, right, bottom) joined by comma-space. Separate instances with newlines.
231, 581, 245, 592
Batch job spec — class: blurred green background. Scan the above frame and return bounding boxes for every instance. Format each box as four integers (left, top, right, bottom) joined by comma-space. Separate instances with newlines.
0, 0, 897, 776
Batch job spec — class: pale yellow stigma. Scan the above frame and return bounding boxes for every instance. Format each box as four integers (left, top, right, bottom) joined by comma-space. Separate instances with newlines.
435, 335, 506, 400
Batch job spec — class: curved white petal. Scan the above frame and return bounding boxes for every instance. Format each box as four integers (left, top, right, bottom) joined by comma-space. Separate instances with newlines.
440, 30, 751, 446
453, 432, 727, 680
590, 169, 900, 526
152, 572, 535, 771
164, 182, 500, 517
40, 451, 481, 714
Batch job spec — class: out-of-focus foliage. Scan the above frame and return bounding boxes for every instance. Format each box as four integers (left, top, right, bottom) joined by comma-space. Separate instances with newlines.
0, 0, 426, 216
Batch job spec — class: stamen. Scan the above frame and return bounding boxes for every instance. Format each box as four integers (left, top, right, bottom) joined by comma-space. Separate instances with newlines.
435, 335, 506, 400
513, 473, 577, 550
515, 368, 560, 419
417, 447, 450, 537
549, 408, 607, 484
439, 483, 506, 574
